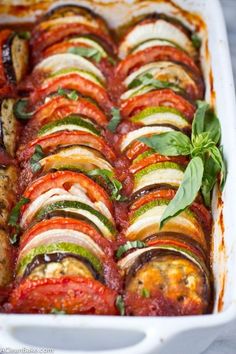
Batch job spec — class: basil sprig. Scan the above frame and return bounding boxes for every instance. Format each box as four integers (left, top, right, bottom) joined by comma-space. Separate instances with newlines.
128, 72, 182, 92
68, 47, 103, 63
30, 145, 45, 173
8, 197, 30, 244
140, 101, 226, 226
107, 108, 121, 133
57, 88, 78, 101
87, 168, 124, 201
116, 295, 125, 316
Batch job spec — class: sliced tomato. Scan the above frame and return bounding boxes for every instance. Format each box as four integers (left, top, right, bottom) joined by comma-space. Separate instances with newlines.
17, 131, 116, 163
121, 89, 195, 120
125, 141, 148, 161
19, 217, 114, 256
20, 95, 109, 145
116, 45, 201, 81
34, 96, 108, 127
31, 23, 116, 58
30, 73, 114, 115
22, 171, 113, 213
147, 235, 207, 263
130, 189, 176, 212
9, 276, 118, 314
130, 154, 188, 174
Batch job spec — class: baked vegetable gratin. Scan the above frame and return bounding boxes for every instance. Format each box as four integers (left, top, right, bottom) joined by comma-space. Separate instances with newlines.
0, 3, 226, 316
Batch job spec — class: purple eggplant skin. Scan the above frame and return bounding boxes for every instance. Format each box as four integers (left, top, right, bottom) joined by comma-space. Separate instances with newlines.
2, 33, 16, 85
2, 32, 29, 85
22, 252, 105, 284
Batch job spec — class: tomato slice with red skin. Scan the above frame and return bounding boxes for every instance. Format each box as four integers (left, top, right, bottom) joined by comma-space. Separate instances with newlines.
9, 276, 118, 314
19, 217, 114, 257
34, 96, 108, 127
22, 171, 113, 214
20, 95, 108, 145
130, 154, 188, 174
125, 141, 148, 161
121, 89, 195, 121
116, 45, 201, 81
29, 73, 114, 115
31, 23, 116, 59
146, 236, 207, 263
17, 131, 116, 163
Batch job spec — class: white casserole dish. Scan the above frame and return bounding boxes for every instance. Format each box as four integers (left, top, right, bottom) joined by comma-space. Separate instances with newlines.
0, 0, 236, 353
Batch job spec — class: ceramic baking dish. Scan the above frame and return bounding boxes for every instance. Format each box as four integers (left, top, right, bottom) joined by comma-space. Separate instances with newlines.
0, 0, 235, 353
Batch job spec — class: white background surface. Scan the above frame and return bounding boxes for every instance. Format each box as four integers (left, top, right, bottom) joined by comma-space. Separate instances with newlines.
203, 1, 236, 353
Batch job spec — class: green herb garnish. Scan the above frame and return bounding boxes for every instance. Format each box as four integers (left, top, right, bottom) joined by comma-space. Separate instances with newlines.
116, 241, 146, 259
30, 145, 45, 173
107, 108, 121, 133
191, 33, 202, 49
57, 88, 78, 101
19, 31, 31, 40
8, 197, 30, 244
87, 169, 124, 201
140, 100, 226, 226
141, 288, 150, 298
116, 295, 125, 316
68, 47, 103, 63
128, 72, 182, 92
51, 308, 66, 314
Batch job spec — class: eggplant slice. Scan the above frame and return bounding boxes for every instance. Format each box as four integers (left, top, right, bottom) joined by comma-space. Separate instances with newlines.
2, 32, 29, 85
0, 99, 20, 157
0, 228, 12, 287
0, 165, 17, 228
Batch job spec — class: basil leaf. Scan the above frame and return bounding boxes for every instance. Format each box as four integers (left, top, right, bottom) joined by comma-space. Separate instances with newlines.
116, 241, 146, 259
192, 101, 221, 144
107, 108, 121, 133
140, 132, 191, 156
191, 33, 202, 49
68, 47, 102, 63
201, 156, 220, 206
191, 132, 215, 158
87, 169, 123, 201
192, 101, 209, 139
116, 295, 125, 316
30, 145, 44, 173
209, 145, 226, 189
57, 88, 78, 101
128, 73, 180, 92
51, 308, 66, 314
19, 31, 31, 40
8, 197, 30, 228
141, 288, 150, 298
160, 157, 204, 228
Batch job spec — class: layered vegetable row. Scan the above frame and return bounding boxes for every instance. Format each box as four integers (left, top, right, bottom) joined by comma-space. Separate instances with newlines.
7, 5, 122, 315
115, 14, 213, 316
0, 5, 224, 316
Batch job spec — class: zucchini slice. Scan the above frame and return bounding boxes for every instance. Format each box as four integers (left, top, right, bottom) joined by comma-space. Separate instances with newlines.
35, 201, 116, 241
133, 161, 185, 193
38, 115, 100, 137
131, 106, 190, 130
